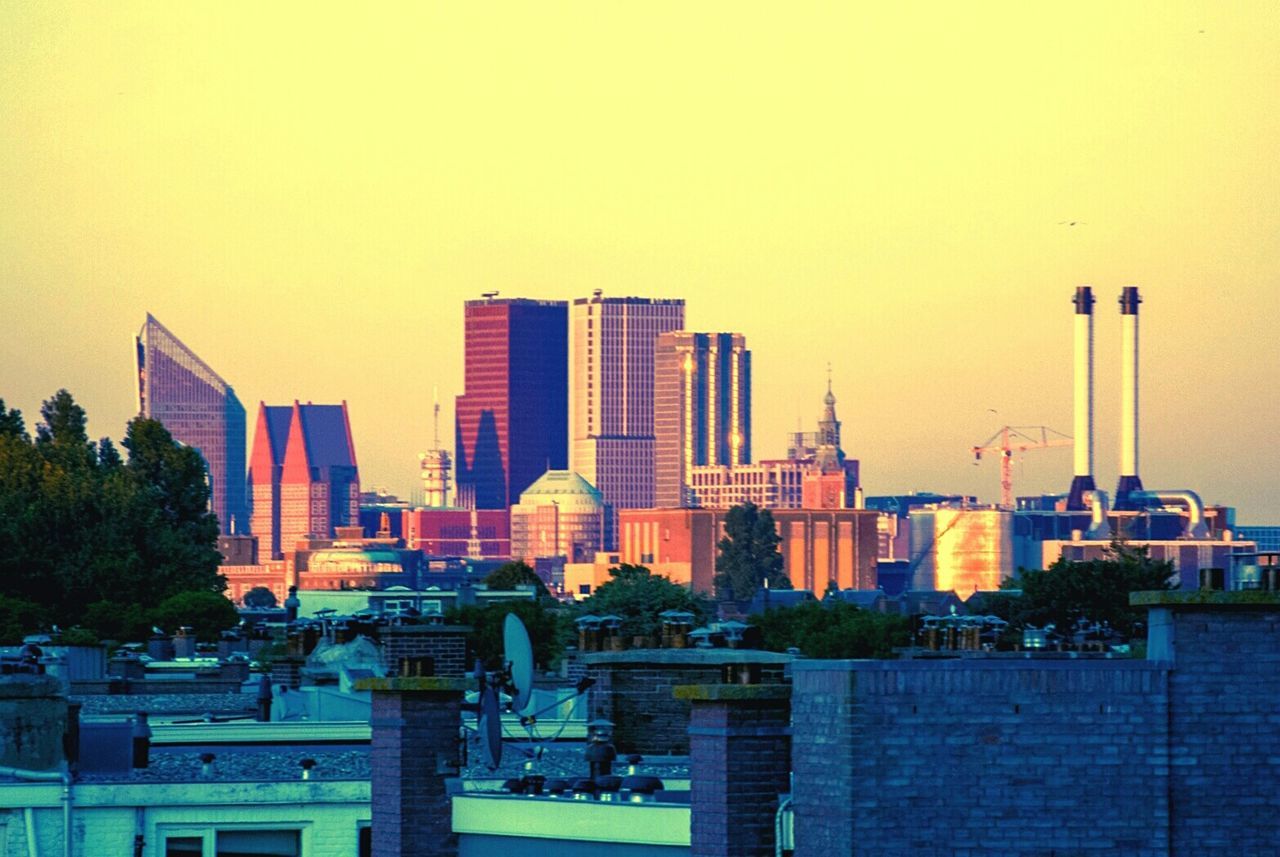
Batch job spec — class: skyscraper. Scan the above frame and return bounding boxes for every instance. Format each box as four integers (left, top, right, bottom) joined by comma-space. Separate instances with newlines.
653, 331, 751, 508
455, 297, 568, 509
571, 293, 685, 510
248, 400, 360, 559
135, 313, 247, 534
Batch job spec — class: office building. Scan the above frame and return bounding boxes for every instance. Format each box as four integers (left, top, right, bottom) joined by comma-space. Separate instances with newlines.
571, 294, 685, 511
653, 331, 751, 508
248, 401, 360, 559
134, 314, 247, 534
509, 470, 606, 563
455, 297, 568, 509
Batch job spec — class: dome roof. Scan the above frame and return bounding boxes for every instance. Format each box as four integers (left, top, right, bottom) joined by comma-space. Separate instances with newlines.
308, 548, 403, 566
519, 470, 603, 502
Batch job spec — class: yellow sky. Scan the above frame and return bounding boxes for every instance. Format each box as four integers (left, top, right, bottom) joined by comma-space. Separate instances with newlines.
2, 2, 1277, 520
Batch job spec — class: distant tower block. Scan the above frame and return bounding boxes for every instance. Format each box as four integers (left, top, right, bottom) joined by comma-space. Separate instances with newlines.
419, 386, 452, 508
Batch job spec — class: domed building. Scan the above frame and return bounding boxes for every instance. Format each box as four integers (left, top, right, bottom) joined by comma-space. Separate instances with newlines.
510, 470, 607, 563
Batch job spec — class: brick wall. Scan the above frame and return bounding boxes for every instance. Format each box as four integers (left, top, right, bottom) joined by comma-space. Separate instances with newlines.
381, 626, 471, 677
586, 651, 790, 755
787, 596, 1280, 857
791, 660, 1170, 856
1164, 604, 1280, 856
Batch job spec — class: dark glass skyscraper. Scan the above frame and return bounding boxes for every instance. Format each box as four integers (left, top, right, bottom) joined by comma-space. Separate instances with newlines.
455, 298, 568, 509
135, 313, 247, 534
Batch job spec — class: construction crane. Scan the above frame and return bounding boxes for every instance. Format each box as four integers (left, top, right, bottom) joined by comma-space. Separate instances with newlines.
971, 425, 1073, 509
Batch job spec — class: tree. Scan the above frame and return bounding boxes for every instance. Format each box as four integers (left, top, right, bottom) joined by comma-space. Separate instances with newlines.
714, 503, 790, 601
446, 600, 567, 671
749, 601, 909, 658
578, 564, 713, 639
0, 390, 228, 637
150, 591, 242, 642
985, 541, 1176, 643
242, 587, 279, 609
484, 561, 551, 599
0, 596, 47, 646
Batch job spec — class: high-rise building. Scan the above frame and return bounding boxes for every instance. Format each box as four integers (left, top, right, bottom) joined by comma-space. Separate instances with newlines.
571, 293, 685, 511
135, 314, 247, 535
455, 297, 568, 509
248, 401, 360, 559
653, 331, 751, 508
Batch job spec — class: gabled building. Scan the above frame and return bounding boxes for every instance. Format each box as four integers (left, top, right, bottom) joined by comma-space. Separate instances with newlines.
248, 401, 359, 560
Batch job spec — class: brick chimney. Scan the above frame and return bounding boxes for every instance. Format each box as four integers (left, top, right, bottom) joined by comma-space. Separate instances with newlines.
356, 676, 467, 857
674, 683, 792, 857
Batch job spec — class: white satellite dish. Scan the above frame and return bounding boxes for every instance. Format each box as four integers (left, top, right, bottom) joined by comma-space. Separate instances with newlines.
503, 613, 535, 716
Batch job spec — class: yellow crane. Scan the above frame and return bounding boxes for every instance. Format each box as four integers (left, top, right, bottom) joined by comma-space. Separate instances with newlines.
971, 425, 1073, 508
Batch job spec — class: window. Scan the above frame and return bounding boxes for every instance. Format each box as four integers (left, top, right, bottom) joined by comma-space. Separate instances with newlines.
162, 829, 301, 857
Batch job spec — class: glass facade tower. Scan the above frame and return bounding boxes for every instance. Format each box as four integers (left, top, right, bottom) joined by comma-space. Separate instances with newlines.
135, 314, 247, 534
455, 298, 568, 510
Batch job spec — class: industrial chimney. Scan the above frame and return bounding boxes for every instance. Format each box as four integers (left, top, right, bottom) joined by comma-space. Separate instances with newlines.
1066, 286, 1096, 511
1115, 286, 1145, 508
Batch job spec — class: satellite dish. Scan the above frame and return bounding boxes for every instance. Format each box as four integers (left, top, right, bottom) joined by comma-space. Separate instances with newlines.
478, 682, 502, 769
503, 614, 534, 716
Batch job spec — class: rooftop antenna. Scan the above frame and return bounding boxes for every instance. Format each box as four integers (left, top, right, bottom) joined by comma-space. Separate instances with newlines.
481, 290, 499, 301
432, 385, 441, 449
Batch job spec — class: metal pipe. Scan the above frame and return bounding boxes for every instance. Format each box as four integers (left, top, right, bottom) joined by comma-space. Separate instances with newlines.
1116, 287, 1145, 506
1067, 286, 1096, 510
0, 764, 72, 857
1086, 489, 1111, 540
1134, 490, 1210, 539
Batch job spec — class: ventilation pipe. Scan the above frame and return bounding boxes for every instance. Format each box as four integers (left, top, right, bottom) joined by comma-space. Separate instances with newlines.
1085, 489, 1111, 540
1067, 286, 1096, 510
1115, 287, 1145, 508
1134, 490, 1209, 539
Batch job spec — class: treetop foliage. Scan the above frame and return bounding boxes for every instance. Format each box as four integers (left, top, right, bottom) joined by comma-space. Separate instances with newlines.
977, 540, 1176, 642
0, 390, 228, 641
484, 561, 551, 599
714, 503, 791, 601
749, 601, 909, 659
578, 563, 713, 638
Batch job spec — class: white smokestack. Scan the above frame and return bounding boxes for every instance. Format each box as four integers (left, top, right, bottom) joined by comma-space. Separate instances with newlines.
1067, 286, 1096, 511
1116, 286, 1144, 507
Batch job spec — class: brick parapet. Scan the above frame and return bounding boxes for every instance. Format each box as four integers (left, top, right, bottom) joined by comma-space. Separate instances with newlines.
588, 654, 789, 754
791, 660, 1171, 856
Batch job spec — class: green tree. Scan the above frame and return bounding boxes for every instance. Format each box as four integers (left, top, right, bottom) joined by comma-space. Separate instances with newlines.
0, 596, 48, 645
989, 541, 1175, 642
150, 591, 241, 642
484, 561, 551, 599
446, 600, 567, 671
242, 586, 279, 609
82, 600, 152, 644
578, 564, 713, 638
0, 390, 228, 637
749, 601, 909, 658
714, 503, 789, 601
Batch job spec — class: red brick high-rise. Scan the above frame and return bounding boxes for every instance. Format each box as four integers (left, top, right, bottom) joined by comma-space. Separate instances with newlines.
455, 297, 568, 510
248, 401, 360, 560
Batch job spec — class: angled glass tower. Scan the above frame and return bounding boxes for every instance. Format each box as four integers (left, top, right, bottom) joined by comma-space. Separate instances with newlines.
135, 314, 247, 534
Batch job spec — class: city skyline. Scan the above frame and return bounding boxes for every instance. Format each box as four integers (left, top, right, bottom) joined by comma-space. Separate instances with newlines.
2, 4, 1278, 521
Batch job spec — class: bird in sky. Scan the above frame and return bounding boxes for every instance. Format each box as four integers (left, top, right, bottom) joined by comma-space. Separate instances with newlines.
1059, 221, 1087, 226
